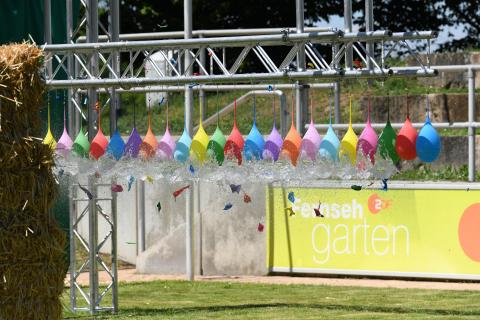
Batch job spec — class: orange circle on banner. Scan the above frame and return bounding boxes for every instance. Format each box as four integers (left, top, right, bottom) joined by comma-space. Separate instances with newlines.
458, 203, 480, 262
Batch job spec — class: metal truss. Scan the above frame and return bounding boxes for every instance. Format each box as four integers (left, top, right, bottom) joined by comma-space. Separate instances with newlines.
44, 30, 437, 90
69, 176, 118, 314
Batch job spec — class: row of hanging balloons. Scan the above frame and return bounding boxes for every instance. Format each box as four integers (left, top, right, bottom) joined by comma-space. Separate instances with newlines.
43, 91, 441, 166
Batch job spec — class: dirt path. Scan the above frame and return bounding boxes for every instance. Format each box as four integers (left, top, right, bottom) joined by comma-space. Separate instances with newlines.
66, 269, 480, 291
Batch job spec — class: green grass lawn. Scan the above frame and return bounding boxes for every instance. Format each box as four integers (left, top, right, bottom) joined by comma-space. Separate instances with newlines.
63, 280, 480, 319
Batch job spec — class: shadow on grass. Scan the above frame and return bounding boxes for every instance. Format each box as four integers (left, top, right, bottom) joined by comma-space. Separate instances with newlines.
65, 302, 480, 319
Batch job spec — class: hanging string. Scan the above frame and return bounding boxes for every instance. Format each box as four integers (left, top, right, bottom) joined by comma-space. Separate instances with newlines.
329, 88, 333, 126
132, 96, 136, 129
253, 90, 257, 125
309, 91, 314, 124
387, 92, 390, 123
272, 90, 276, 129
96, 101, 101, 132
166, 96, 169, 129
47, 94, 51, 131
216, 85, 220, 127
148, 98, 151, 129
233, 97, 237, 128
349, 94, 352, 125
367, 95, 371, 124
291, 91, 295, 127
63, 90, 67, 131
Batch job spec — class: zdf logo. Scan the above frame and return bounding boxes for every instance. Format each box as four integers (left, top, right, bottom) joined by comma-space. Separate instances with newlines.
368, 194, 392, 214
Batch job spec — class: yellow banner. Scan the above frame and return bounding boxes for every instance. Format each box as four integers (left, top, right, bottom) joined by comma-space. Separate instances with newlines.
266, 186, 480, 279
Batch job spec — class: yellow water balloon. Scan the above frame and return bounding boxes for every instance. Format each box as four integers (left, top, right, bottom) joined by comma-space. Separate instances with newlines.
190, 100, 209, 164
43, 102, 57, 150
339, 95, 358, 165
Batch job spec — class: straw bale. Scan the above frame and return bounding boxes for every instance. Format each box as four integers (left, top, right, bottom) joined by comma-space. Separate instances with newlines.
0, 44, 66, 320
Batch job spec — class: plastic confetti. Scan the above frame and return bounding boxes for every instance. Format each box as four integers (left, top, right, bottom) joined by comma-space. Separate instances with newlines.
381, 179, 388, 191
189, 164, 195, 175
287, 191, 295, 203
257, 223, 264, 232
285, 207, 295, 216
111, 184, 123, 193
94, 171, 101, 178
230, 184, 241, 194
159, 97, 165, 105
188, 82, 199, 88
127, 175, 135, 191
267, 85, 273, 92
78, 184, 93, 200
156, 201, 162, 212
351, 185, 362, 191
58, 169, 64, 177
314, 202, 324, 217
243, 193, 251, 203
146, 176, 154, 184
173, 185, 190, 201
223, 202, 233, 210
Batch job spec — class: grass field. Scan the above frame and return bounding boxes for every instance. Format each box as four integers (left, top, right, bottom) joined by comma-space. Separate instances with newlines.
63, 280, 480, 319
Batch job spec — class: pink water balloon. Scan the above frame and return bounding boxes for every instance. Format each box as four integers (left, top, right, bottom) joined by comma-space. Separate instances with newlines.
357, 97, 378, 164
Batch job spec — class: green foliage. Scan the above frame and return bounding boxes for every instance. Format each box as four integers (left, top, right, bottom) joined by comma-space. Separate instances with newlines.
393, 165, 470, 181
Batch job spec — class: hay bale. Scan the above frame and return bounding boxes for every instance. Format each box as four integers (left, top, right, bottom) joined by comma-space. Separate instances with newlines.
0, 44, 66, 320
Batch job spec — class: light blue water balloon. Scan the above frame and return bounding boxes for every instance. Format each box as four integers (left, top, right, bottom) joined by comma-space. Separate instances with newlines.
174, 128, 192, 162
319, 124, 340, 161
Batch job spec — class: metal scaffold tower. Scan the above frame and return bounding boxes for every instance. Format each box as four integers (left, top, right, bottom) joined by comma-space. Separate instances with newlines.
42, 0, 443, 315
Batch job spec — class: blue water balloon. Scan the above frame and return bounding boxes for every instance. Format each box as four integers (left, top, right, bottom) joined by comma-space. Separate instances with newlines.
174, 128, 192, 162
106, 130, 125, 160
416, 115, 441, 163
244, 123, 265, 160
319, 125, 340, 161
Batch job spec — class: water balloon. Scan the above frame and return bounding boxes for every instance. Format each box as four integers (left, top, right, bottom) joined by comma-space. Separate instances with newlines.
339, 96, 358, 165
72, 128, 90, 157
124, 127, 142, 158
157, 101, 176, 160
357, 97, 378, 164
207, 126, 226, 165
139, 106, 158, 159
224, 98, 244, 165
56, 101, 73, 157
319, 96, 340, 161
174, 128, 192, 162
190, 100, 209, 163
263, 96, 283, 161
244, 96, 265, 160
90, 102, 108, 160
281, 95, 302, 166
43, 101, 57, 150
106, 130, 125, 160
378, 97, 400, 164
416, 98, 441, 162
300, 97, 321, 161
396, 116, 417, 160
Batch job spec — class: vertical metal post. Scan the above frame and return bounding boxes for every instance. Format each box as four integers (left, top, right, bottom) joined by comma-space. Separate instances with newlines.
66, 0, 77, 136
194, 180, 202, 275
279, 93, 288, 137
184, 0, 195, 282
199, 36, 207, 121
344, 0, 353, 69
334, 82, 341, 124
468, 68, 476, 182
186, 184, 194, 281
86, 0, 99, 141
295, 0, 306, 134
69, 176, 77, 310
184, 0, 194, 135
365, 0, 374, 72
111, 178, 119, 313
136, 179, 146, 253
109, 0, 120, 136
88, 176, 98, 315
44, 0, 53, 80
